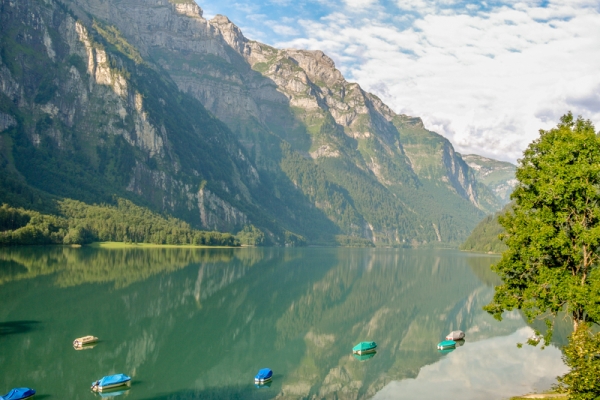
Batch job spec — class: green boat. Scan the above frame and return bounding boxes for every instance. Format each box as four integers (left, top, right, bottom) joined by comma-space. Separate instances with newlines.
437, 340, 456, 350
352, 341, 377, 355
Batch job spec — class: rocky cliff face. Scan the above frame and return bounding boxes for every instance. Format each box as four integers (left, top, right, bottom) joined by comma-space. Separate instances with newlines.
462, 154, 517, 205
0, 0, 504, 245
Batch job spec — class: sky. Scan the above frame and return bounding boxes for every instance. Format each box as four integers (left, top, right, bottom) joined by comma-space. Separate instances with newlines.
197, 0, 600, 163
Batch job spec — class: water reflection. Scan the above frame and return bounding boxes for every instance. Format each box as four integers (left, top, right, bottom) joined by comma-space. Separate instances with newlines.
373, 327, 568, 400
0, 247, 565, 399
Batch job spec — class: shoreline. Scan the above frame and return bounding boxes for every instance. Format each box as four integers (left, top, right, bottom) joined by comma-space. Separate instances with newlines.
87, 242, 241, 249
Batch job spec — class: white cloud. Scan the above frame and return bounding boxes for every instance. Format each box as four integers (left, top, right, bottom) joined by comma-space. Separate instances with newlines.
277, 1, 600, 162
343, 0, 379, 9
372, 327, 568, 399
272, 23, 300, 36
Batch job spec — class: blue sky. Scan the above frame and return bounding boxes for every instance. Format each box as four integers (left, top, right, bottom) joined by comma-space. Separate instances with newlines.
197, 0, 600, 163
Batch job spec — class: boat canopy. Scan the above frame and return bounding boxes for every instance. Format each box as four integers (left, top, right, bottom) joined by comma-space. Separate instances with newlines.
0, 388, 36, 400
255, 368, 273, 381
97, 374, 131, 387
353, 341, 377, 352
445, 330, 465, 341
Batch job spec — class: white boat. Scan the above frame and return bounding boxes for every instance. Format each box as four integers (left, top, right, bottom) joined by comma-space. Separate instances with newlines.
445, 330, 465, 341
73, 335, 98, 348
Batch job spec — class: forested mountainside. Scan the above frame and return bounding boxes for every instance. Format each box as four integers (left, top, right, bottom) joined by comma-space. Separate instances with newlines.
0, 0, 505, 246
460, 204, 511, 253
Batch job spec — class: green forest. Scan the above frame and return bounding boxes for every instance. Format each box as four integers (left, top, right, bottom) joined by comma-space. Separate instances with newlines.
0, 199, 239, 246
459, 205, 510, 253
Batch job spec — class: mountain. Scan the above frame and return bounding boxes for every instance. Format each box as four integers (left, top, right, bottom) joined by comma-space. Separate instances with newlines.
0, 0, 504, 246
462, 154, 516, 205
460, 204, 511, 253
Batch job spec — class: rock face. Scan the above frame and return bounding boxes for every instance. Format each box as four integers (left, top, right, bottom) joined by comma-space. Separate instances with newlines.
0, 0, 505, 245
462, 155, 517, 205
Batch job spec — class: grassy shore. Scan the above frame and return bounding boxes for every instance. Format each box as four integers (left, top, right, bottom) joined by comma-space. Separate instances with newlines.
510, 393, 567, 399
87, 242, 240, 249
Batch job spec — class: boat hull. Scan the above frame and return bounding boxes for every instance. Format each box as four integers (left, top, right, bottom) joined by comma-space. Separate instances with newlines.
352, 348, 377, 355
92, 380, 131, 392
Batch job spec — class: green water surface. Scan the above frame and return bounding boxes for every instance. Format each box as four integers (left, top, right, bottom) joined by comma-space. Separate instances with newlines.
0, 247, 566, 399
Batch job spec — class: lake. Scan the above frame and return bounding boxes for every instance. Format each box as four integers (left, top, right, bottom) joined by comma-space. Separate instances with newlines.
0, 246, 568, 399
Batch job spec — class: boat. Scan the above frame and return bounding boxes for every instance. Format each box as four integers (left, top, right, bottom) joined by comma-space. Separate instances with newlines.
353, 351, 377, 362
352, 341, 377, 355
254, 368, 273, 384
91, 374, 131, 392
445, 330, 465, 341
0, 388, 35, 400
437, 340, 456, 350
73, 335, 98, 348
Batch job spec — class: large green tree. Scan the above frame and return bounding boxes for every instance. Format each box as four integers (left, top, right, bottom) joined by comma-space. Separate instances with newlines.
484, 113, 600, 397
485, 112, 600, 330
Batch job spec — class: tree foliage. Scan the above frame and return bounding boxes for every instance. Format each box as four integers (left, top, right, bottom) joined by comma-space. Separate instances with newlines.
556, 323, 600, 399
0, 199, 239, 247
484, 112, 600, 397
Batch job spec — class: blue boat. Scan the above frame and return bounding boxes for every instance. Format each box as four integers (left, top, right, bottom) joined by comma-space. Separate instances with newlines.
437, 340, 456, 350
254, 368, 273, 384
91, 374, 131, 392
0, 388, 35, 400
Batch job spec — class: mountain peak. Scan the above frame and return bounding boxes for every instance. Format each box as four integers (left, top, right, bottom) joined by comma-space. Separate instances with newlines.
171, 0, 203, 18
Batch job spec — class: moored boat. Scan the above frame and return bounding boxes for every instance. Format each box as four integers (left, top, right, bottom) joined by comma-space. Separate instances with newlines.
91, 374, 131, 392
437, 340, 456, 350
352, 341, 377, 355
445, 330, 465, 341
73, 335, 98, 348
0, 388, 35, 400
254, 368, 273, 384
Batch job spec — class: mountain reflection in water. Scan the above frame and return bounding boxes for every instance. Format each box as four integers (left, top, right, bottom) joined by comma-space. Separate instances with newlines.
0, 247, 565, 399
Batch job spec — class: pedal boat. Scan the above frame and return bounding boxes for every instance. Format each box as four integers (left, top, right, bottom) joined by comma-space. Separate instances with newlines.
352, 341, 377, 355
0, 388, 35, 400
91, 374, 131, 392
437, 340, 456, 350
254, 368, 273, 384
73, 335, 98, 348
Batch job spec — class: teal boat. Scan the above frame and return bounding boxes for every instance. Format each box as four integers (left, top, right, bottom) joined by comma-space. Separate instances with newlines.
352, 341, 377, 355
437, 340, 456, 350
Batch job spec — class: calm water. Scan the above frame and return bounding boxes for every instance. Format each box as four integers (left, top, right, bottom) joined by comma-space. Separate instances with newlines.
0, 247, 567, 399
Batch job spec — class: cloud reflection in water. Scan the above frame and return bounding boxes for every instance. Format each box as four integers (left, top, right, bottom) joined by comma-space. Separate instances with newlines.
373, 327, 568, 400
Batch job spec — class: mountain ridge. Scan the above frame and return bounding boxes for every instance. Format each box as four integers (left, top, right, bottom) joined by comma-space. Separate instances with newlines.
0, 0, 508, 246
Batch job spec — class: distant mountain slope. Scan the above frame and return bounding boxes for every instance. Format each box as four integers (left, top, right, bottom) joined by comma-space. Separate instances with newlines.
462, 154, 516, 205
0, 0, 505, 246
460, 205, 511, 253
